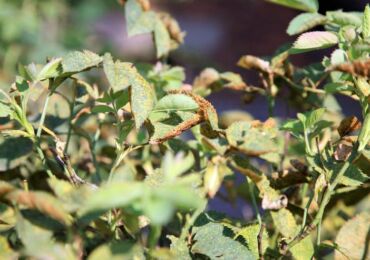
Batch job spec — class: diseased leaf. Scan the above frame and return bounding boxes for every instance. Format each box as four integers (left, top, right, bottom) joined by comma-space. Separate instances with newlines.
154, 18, 171, 58
149, 111, 200, 144
287, 13, 327, 36
103, 53, 130, 91
226, 121, 278, 156
291, 31, 338, 54
125, 0, 156, 36
191, 222, 254, 260
335, 212, 370, 260
88, 242, 145, 260
266, 0, 318, 12
128, 65, 156, 129
62, 50, 102, 74
168, 236, 192, 260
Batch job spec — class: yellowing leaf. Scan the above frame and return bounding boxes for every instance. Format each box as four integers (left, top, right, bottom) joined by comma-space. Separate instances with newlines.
363, 4, 370, 38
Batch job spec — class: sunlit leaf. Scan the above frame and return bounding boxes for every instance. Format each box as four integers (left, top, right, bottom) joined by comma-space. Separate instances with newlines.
326, 10, 363, 27
125, 0, 156, 36
363, 5, 370, 38
103, 53, 130, 91
266, 0, 318, 13
62, 50, 102, 74
191, 222, 254, 259
291, 31, 338, 54
37, 58, 62, 81
287, 13, 327, 35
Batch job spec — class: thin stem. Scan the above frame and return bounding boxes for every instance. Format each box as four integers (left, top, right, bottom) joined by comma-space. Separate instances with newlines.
64, 82, 77, 154
246, 177, 261, 225
35, 90, 54, 177
316, 218, 322, 246
36, 93, 52, 138
301, 191, 314, 232
91, 125, 102, 183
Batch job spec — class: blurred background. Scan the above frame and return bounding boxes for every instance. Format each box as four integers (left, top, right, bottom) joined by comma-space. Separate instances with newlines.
0, 0, 368, 218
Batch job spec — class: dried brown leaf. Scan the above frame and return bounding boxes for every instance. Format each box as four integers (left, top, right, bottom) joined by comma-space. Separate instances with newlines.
329, 59, 370, 77
337, 115, 361, 137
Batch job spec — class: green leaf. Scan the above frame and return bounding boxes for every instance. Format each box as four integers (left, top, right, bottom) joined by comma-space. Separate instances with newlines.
14, 213, 76, 259
287, 13, 327, 36
280, 119, 304, 136
125, 0, 156, 36
154, 18, 171, 58
324, 82, 354, 93
236, 224, 268, 259
191, 222, 254, 260
15, 213, 53, 253
88, 242, 145, 260
91, 105, 115, 114
62, 50, 102, 74
37, 58, 62, 81
358, 112, 370, 152
15, 76, 29, 92
0, 101, 11, 118
336, 164, 369, 187
363, 5, 370, 38
79, 182, 143, 216
326, 10, 363, 27
305, 108, 325, 129
290, 31, 338, 54
103, 53, 130, 91
266, 0, 318, 12
0, 137, 33, 171
335, 212, 370, 260
151, 94, 199, 113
